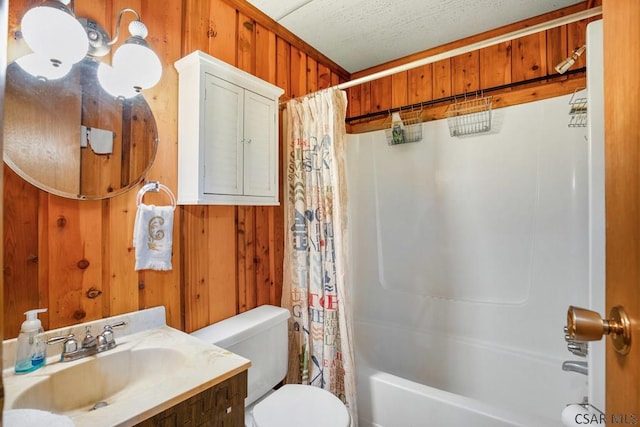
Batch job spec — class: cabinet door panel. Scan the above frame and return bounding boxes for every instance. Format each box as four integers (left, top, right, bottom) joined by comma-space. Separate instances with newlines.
243, 90, 276, 197
204, 74, 244, 195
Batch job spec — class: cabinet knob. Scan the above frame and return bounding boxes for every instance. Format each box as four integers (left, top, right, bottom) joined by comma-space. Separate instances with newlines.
244, 138, 252, 144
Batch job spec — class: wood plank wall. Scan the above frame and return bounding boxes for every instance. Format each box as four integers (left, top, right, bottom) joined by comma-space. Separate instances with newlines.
346, 1, 600, 133
2, 0, 348, 338
3, 0, 598, 338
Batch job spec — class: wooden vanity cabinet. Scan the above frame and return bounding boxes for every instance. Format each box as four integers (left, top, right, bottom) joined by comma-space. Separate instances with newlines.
135, 370, 247, 426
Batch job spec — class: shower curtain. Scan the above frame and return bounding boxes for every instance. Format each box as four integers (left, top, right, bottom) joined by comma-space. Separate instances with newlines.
282, 87, 357, 424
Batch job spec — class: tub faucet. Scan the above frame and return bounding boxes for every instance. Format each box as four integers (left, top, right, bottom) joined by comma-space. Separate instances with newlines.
562, 360, 588, 376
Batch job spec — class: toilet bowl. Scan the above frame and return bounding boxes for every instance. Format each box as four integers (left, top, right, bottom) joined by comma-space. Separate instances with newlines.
190, 305, 350, 427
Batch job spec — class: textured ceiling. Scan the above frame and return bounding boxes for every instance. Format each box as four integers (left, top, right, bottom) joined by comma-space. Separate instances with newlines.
247, 0, 585, 73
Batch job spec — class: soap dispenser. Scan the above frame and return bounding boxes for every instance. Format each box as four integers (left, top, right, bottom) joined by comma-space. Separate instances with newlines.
15, 308, 48, 374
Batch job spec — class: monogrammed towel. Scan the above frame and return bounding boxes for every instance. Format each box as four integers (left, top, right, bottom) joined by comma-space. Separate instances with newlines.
133, 203, 174, 271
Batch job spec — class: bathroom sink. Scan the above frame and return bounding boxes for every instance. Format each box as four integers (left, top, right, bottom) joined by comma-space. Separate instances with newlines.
10, 347, 185, 413
3, 307, 251, 426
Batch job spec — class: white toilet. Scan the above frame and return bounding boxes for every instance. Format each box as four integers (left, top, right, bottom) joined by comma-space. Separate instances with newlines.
190, 305, 350, 427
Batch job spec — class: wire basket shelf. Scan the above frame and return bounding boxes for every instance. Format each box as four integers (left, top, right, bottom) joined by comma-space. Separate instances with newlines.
568, 88, 587, 127
384, 108, 423, 146
446, 95, 493, 137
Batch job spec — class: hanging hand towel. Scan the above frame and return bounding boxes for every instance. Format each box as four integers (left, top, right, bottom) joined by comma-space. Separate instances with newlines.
133, 203, 174, 271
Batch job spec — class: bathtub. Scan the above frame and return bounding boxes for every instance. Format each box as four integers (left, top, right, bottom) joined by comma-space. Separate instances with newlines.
354, 320, 582, 427
346, 93, 592, 426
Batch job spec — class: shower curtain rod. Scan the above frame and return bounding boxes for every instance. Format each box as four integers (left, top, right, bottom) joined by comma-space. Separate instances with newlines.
281, 5, 601, 106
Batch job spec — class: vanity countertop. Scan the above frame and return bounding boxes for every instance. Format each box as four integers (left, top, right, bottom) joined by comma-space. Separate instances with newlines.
3, 306, 250, 427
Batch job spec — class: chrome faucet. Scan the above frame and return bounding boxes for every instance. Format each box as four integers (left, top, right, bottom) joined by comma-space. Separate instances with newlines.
47, 321, 127, 362
562, 360, 588, 376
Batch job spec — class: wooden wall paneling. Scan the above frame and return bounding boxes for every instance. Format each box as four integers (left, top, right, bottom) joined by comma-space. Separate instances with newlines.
307, 56, 319, 94
256, 24, 277, 84
255, 206, 271, 306
136, 0, 183, 329
433, 59, 452, 100
277, 37, 291, 98
512, 32, 547, 82
237, 207, 257, 313
207, 0, 238, 66
45, 196, 103, 328
546, 25, 568, 75
182, 206, 209, 333
318, 63, 332, 90
452, 51, 480, 96
105, 194, 138, 318
271, 205, 283, 307
479, 42, 512, 89
407, 64, 433, 105
370, 75, 392, 112
208, 207, 239, 324
361, 82, 372, 115
391, 71, 408, 109
182, 206, 238, 332
3, 168, 40, 337
182, 0, 211, 54
347, 85, 362, 117
331, 72, 340, 87
290, 46, 308, 99
237, 12, 255, 74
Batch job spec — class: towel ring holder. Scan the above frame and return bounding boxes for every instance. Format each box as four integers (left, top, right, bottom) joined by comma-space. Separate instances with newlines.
136, 181, 177, 210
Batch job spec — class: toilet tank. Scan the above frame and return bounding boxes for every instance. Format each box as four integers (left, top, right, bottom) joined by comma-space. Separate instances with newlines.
190, 305, 290, 406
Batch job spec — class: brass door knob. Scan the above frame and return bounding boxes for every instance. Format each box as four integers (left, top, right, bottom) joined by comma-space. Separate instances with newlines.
566, 305, 631, 355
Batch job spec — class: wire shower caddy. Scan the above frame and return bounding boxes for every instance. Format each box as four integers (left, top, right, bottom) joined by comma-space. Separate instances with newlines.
446, 94, 493, 137
567, 88, 587, 127
384, 107, 423, 146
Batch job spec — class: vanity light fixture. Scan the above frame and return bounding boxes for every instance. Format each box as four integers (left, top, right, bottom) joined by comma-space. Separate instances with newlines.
82, 8, 162, 99
18, 0, 88, 80
555, 44, 586, 74
17, 0, 162, 98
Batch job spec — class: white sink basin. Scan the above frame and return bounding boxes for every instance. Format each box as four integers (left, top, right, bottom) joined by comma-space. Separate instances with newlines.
11, 347, 185, 413
3, 307, 250, 427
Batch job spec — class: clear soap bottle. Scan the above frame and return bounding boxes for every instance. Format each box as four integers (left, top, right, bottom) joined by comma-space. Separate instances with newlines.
15, 308, 48, 374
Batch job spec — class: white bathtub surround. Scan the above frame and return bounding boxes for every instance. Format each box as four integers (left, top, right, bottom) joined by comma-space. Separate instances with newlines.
347, 93, 591, 426
282, 88, 357, 424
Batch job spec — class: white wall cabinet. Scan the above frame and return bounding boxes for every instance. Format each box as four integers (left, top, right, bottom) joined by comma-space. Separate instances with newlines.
175, 50, 284, 205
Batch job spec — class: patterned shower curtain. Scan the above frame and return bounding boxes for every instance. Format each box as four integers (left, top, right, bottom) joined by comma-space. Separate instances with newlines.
282, 88, 357, 424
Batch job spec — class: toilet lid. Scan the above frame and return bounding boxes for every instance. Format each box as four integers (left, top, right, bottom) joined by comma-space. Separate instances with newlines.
253, 384, 350, 427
